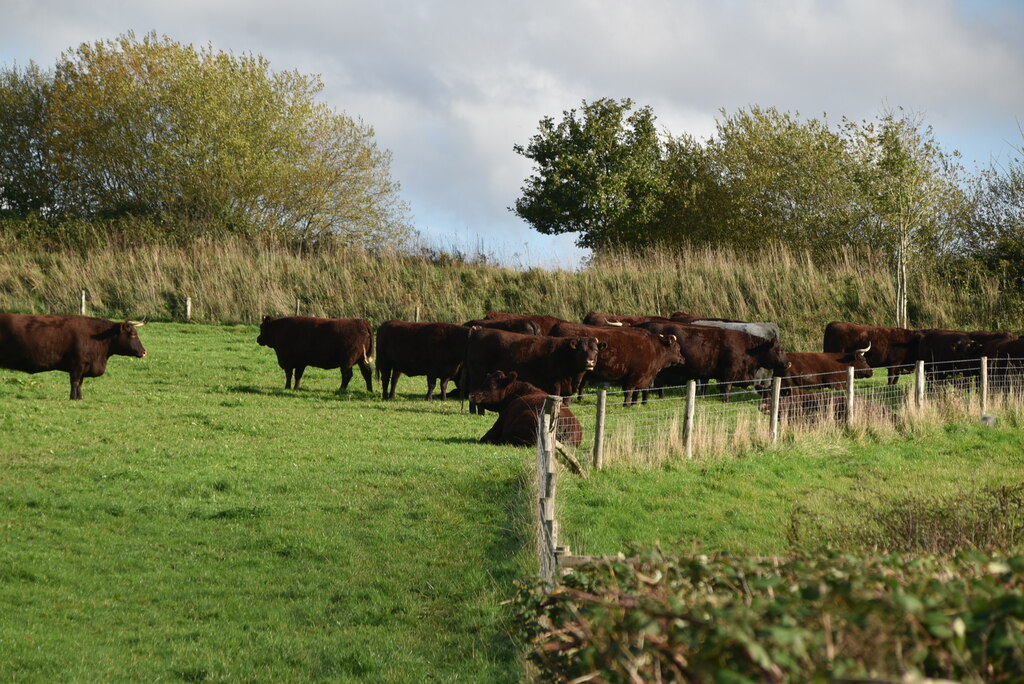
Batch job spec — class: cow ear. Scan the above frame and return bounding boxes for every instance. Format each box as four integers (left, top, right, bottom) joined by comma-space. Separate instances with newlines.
507, 370, 518, 382
263, 315, 272, 323
570, 339, 578, 349
598, 342, 608, 350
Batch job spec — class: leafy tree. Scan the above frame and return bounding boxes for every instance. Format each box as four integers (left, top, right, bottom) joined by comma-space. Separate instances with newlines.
655, 107, 866, 254
0, 61, 55, 217
512, 98, 668, 250
845, 111, 968, 327
1, 32, 411, 247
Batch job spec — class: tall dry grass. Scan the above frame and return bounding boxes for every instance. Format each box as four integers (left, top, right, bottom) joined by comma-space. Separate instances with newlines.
0, 237, 1016, 351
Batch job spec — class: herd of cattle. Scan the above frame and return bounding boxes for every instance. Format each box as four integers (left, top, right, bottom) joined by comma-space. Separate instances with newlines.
2, 310, 1023, 446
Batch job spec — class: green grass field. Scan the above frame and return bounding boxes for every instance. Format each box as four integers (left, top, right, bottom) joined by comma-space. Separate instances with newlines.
4, 322, 1024, 681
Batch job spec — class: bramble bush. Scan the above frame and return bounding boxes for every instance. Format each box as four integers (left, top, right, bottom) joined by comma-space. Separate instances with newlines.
512, 547, 1024, 682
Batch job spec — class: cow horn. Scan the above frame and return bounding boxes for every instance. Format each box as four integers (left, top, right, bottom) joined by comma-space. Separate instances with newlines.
129, 320, 145, 327
607, 320, 624, 327
856, 341, 871, 354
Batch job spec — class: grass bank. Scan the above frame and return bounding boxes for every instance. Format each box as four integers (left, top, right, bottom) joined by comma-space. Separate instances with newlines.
0, 237, 1017, 351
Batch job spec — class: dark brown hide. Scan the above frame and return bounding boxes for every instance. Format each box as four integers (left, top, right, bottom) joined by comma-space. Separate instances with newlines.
464, 327, 600, 414
375, 321, 469, 400
549, 321, 685, 406
257, 316, 374, 393
637, 321, 790, 401
823, 321, 923, 386
0, 313, 147, 399
469, 370, 582, 447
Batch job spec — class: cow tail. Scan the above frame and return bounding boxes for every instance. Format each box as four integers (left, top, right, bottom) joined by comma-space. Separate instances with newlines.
363, 321, 375, 365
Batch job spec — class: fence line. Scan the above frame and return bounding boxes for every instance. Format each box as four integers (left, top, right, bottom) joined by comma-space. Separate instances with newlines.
539, 355, 1024, 579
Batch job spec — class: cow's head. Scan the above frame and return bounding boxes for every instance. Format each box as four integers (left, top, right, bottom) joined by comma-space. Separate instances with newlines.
256, 315, 277, 347
569, 337, 602, 371
658, 334, 686, 367
755, 338, 790, 374
845, 343, 874, 378
469, 370, 522, 407
111, 321, 147, 358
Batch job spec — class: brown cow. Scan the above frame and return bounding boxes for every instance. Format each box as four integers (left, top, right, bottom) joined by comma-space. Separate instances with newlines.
463, 317, 540, 335
549, 321, 685, 406
470, 370, 583, 447
637, 321, 790, 401
582, 312, 675, 327
257, 316, 374, 392
464, 327, 600, 414
782, 347, 873, 391
375, 321, 469, 400
823, 321, 923, 386
483, 311, 568, 335
0, 313, 146, 399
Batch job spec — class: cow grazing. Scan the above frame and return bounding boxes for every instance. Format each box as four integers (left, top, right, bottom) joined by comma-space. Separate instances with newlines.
823, 321, 923, 386
470, 370, 582, 447
549, 321, 685, 406
0, 313, 146, 399
782, 347, 873, 391
483, 311, 568, 335
376, 321, 469, 400
637, 321, 790, 401
257, 316, 374, 393
464, 327, 601, 414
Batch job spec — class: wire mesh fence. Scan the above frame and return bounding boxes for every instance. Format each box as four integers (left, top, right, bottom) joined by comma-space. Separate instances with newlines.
551, 357, 1024, 469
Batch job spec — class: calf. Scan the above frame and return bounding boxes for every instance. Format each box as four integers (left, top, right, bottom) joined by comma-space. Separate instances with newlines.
376, 321, 469, 400
257, 316, 373, 392
469, 370, 582, 447
549, 321, 685, 406
0, 313, 146, 399
464, 327, 600, 414
782, 348, 873, 391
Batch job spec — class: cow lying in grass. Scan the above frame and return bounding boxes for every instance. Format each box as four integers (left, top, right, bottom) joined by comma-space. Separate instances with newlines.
469, 370, 582, 447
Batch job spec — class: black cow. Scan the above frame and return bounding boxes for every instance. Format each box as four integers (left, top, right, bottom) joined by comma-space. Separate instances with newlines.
257, 316, 374, 392
0, 313, 146, 399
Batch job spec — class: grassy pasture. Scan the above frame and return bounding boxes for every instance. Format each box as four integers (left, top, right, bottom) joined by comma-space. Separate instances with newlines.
0, 323, 532, 682
5, 322, 1024, 681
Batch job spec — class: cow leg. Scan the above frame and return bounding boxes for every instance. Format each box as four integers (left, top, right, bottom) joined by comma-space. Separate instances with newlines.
339, 367, 353, 392
425, 376, 437, 401
720, 382, 732, 402
388, 371, 402, 400
294, 366, 306, 390
69, 372, 84, 400
284, 367, 293, 389
439, 379, 450, 401
358, 360, 373, 393
887, 368, 900, 386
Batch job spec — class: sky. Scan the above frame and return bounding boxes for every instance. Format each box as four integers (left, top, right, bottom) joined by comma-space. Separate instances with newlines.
3, 0, 1023, 269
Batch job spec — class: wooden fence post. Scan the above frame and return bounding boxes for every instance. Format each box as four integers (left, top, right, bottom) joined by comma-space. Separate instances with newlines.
295, 298, 300, 316
770, 376, 781, 443
684, 380, 697, 459
185, 296, 192, 323
80, 290, 86, 315
846, 366, 856, 424
593, 388, 607, 470
538, 395, 563, 581
915, 360, 926, 409
981, 356, 989, 417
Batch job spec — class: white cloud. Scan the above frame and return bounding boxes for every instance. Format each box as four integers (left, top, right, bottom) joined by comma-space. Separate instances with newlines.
2, 0, 1022, 265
